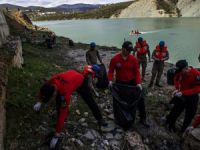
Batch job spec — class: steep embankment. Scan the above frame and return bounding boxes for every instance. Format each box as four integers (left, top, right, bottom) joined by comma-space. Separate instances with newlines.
113, 0, 178, 18
177, 0, 200, 17
114, 0, 200, 18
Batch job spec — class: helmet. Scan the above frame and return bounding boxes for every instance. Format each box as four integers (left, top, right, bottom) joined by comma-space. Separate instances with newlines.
159, 41, 165, 47
90, 42, 96, 48
92, 64, 100, 72
138, 37, 143, 42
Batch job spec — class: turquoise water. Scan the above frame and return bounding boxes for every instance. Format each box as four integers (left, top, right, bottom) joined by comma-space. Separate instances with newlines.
34, 18, 200, 67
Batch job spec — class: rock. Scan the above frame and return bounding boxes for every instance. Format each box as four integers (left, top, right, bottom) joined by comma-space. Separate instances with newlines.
103, 140, 109, 146
105, 133, 114, 140
101, 121, 116, 132
104, 109, 111, 114
83, 129, 100, 141
147, 92, 153, 96
84, 112, 89, 117
78, 118, 86, 123
124, 131, 146, 150
109, 140, 121, 148
116, 129, 124, 133
81, 123, 88, 127
108, 114, 114, 120
75, 109, 81, 115
75, 139, 84, 147
114, 133, 123, 140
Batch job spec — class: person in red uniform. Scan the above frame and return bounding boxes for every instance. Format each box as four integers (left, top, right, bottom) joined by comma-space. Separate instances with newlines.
165, 60, 200, 132
108, 41, 149, 128
33, 66, 107, 148
133, 37, 151, 81
149, 41, 169, 87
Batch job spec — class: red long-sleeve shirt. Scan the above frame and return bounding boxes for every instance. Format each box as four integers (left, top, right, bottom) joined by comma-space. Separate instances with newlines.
193, 114, 200, 128
108, 53, 141, 84
174, 67, 200, 96
47, 70, 84, 133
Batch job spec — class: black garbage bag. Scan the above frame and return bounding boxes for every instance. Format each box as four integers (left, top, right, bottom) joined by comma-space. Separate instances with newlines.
167, 68, 176, 85
111, 83, 141, 129
96, 64, 108, 88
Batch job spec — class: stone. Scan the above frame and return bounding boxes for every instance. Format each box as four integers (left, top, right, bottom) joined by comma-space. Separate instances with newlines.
101, 121, 116, 132
81, 123, 88, 127
105, 133, 114, 140
84, 112, 89, 117
75, 109, 81, 115
78, 118, 86, 123
125, 131, 146, 150
114, 133, 123, 140
83, 130, 100, 141
75, 139, 84, 147
108, 114, 114, 120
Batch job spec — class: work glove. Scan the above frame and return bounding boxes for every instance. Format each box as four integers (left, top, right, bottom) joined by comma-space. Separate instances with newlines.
174, 91, 182, 97
136, 84, 142, 91
108, 81, 113, 89
50, 136, 59, 149
33, 102, 42, 111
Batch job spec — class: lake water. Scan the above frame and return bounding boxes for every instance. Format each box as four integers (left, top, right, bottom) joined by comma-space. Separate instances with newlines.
34, 18, 200, 67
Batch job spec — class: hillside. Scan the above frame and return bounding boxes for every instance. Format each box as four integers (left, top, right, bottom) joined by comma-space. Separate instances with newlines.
177, 0, 200, 17
114, 0, 200, 18
113, 0, 178, 18
30, 1, 134, 20
0, 3, 101, 12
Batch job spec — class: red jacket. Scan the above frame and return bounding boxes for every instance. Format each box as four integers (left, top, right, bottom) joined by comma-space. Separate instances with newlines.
47, 70, 84, 133
135, 41, 148, 57
193, 114, 200, 128
174, 67, 200, 96
108, 53, 141, 84
154, 45, 168, 60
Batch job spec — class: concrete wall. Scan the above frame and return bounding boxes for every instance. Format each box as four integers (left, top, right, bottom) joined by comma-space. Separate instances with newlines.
0, 11, 10, 47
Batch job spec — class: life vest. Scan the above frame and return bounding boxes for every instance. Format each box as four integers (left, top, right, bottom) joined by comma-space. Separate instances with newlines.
135, 40, 148, 57
154, 45, 168, 60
